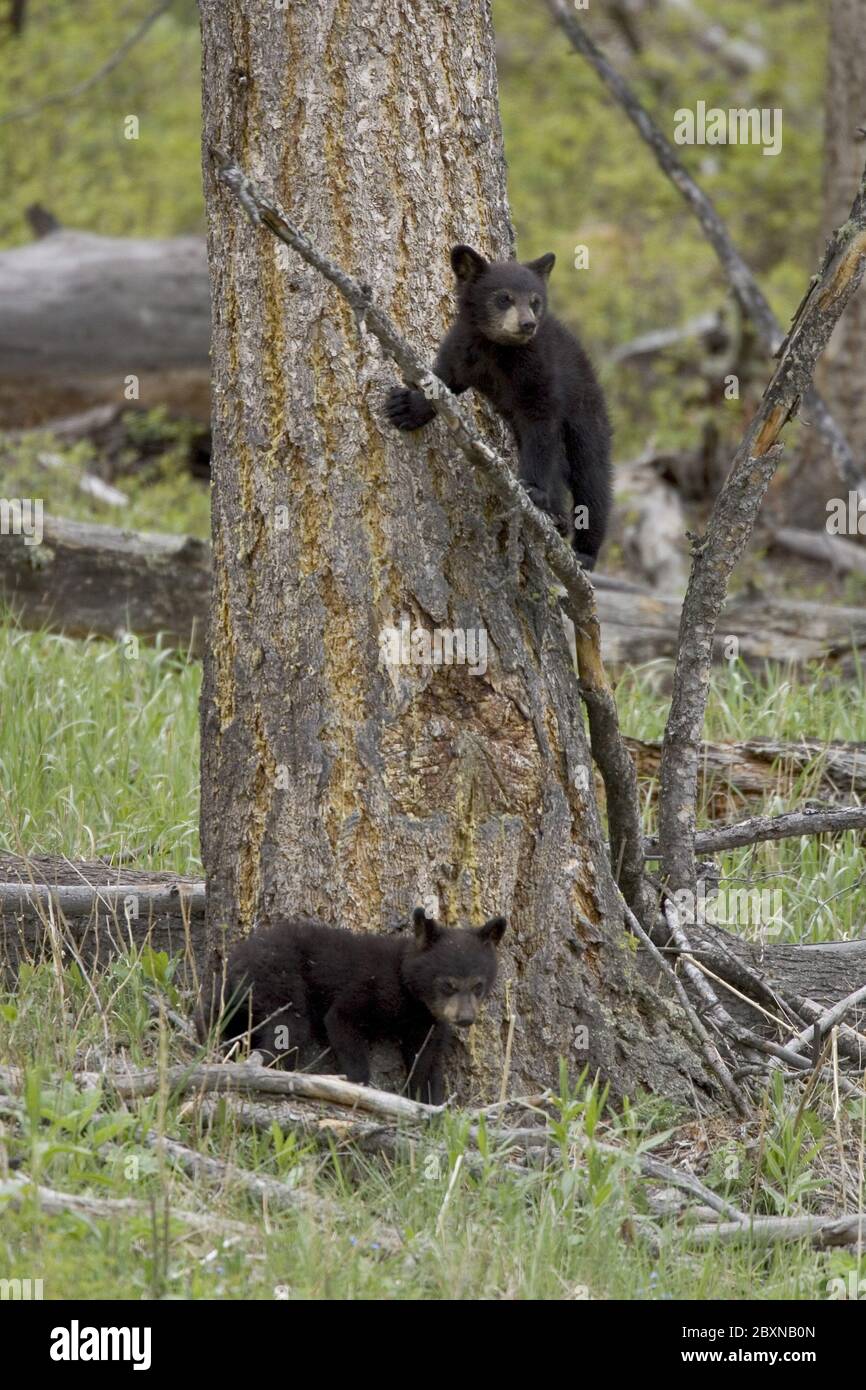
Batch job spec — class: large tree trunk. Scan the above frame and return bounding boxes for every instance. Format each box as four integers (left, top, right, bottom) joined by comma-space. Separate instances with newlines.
197, 0, 707, 1103
786, 0, 866, 527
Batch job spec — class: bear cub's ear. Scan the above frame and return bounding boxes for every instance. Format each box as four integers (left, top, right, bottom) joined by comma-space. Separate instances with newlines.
524, 252, 555, 281
478, 915, 507, 946
412, 906, 442, 949
450, 244, 489, 282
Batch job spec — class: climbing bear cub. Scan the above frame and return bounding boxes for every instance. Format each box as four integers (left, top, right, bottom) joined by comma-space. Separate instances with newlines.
211, 909, 507, 1105
385, 244, 612, 569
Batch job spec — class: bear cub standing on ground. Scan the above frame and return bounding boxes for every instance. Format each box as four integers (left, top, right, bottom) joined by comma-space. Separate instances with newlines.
209, 909, 507, 1105
385, 244, 612, 569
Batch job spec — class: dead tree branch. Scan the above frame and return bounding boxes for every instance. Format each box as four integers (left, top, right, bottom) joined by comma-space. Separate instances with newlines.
0, 1172, 253, 1239
687, 1212, 866, 1249
212, 151, 652, 923
544, 0, 866, 496
619, 895, 751, 1115
781, 984, 866, 1060
657, 159, 866, 897
81, 1059, 442, 1123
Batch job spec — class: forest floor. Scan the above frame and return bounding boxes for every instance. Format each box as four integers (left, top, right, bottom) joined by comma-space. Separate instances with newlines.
1, 620, 864, 1300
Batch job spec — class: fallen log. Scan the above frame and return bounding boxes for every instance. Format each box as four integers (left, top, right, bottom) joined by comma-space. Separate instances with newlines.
0, 513, 210, 654
0, 853, 205, 977
626, 736, 866, 811
770, 526, 866, 576
4, 514, 866, 671
0, 231, 208, 376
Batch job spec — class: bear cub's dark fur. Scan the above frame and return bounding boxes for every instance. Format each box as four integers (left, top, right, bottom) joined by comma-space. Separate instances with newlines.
209, 908, 507, 1105
385, 244, 612, 569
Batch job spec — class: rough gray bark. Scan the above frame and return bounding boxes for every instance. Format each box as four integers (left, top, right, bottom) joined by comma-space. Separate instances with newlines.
213, 150, 652, 924
545, 0, 866, 498
658, 159, 866, 898
197, 0, 709, 1103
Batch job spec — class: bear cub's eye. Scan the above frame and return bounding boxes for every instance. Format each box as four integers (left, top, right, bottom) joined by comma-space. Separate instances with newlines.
495, 291, 514, 309
530, 295, 542, 312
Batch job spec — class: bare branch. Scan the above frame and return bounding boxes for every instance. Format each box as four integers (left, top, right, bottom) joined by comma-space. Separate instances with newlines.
544, 0, 866, 496
644, 804, 866, 859
97, 1059, 442, 1123
0, 1172, 253, 1239
782, 984, 866, 1060
687, 1212, 866, 1249
618, 894, 752, 1116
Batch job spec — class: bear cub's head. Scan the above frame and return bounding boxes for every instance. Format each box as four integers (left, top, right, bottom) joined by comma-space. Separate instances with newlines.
402, 907, 507, 1028
450, 244, 555, 347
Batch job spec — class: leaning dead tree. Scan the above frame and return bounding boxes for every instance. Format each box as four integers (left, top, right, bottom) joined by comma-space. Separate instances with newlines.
659, 161, 866, 897
545, 0, 866, 498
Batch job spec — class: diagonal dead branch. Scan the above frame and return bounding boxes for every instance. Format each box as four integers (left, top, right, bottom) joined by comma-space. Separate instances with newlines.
782, 984, 866, 1060
655, 158, 866, 898
618, 894, 751, 1116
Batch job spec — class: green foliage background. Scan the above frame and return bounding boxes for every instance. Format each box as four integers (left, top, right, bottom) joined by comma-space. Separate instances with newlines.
0, 0, 201, 244
0, 0, 827, 456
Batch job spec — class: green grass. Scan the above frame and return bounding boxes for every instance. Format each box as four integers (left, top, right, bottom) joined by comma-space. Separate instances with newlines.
0, 625, 200, 872
1, 623, 865, 1298
2, 956, 864, 1300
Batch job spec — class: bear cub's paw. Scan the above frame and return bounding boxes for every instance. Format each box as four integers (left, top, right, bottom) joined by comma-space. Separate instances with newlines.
384, 386, 435, 431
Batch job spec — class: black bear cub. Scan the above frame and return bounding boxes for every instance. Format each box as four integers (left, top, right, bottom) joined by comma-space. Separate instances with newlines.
385, 244, 612, 569
208, 908, 507, 1105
